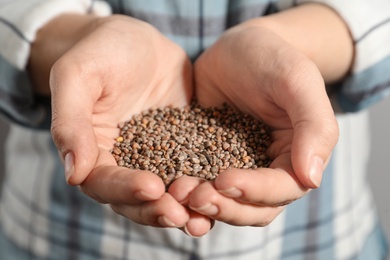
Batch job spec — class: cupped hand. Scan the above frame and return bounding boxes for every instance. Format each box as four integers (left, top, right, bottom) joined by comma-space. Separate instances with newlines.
169, 23, 339, 227
50, 15, 197, 228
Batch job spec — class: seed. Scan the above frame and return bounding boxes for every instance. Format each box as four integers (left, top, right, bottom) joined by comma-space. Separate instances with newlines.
178, 152, 187, 161
242, 156, 251, 164
132, 143, 140, 150
111, 100, 272, 187
191, 157, 200, 164
112, 147, 121, 155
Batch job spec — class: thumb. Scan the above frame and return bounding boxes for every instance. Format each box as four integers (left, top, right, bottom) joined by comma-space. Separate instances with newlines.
291, 114, 338, 189
286, 68, 339, 189
50, 60, 100, 186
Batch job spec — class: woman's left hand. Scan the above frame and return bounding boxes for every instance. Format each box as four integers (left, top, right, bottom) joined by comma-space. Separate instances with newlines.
169, 22, 339, 229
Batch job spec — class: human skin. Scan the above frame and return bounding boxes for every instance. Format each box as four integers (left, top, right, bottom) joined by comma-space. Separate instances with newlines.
169, 3, 350, 230
29, 14, 209, 232
28, 3, 351, 237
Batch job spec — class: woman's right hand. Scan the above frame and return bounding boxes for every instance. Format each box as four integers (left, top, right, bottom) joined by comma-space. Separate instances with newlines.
41, 14, 210, 233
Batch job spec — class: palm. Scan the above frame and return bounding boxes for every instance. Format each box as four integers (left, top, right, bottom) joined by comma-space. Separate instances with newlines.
194, 27, 309, 169
52, 15, 193, 153
168, 25, 337, 229
51, 16, 197, 230
89, 48, 193, 151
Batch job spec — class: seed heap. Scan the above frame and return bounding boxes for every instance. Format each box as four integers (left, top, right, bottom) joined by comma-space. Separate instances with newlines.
111, 102, 272, 187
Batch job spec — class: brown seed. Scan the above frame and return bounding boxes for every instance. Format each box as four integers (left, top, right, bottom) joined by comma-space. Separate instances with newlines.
223, 142, 230, 150
112, 147, 121, 155
242, 156, 251, 164
111, 100, 272, 187
211, 166, 219, 174
191, 157, 200, 164
208, 126, 215, 133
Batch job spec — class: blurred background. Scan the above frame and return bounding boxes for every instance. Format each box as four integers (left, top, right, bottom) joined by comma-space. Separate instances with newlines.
0, 99, 389, 255
367, 98, 390, 253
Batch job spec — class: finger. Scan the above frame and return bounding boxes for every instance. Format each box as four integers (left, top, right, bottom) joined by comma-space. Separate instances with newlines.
181, 210, 213, 238
168, 176, 212, 237
168, 175, 207, 204
50, 56, 102, 185
80, 150, 166, 205
266, 129, 293, 159
110, 193, 189, 228
280, 63, 339, 188
214, 153, 308, 206
188, 181, 284, 226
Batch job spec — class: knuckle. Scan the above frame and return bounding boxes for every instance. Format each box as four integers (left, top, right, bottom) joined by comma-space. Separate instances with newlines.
256, 220, 272, 227
109, 204, 122, 215
253, 207, 284, 227
272, 199, 295, 207
255, 215, 276, 227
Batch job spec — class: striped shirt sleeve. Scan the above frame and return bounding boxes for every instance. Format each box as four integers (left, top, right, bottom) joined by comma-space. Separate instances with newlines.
279, 0, 390, 112
0, 0, 111, 128
0, 0, 111, 69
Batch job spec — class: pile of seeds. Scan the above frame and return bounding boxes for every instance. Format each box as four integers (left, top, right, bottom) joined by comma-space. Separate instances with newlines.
111, 102, 272, 187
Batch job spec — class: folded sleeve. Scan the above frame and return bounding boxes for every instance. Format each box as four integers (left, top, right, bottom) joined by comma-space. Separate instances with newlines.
278, 0, 390, 112
0, 0, 111, 129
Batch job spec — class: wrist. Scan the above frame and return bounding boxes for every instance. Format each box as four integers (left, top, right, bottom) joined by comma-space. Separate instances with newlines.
238, 3, 354, 83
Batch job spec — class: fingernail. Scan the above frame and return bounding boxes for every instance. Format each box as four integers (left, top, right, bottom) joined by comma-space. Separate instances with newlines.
135, 190, 158, 200
309, 156, 324, 188
218, 187, 242, 198
184, 226, 202, 238
191, 203, 218, 216
158, 216, 177, 227
64, 152, 74, 183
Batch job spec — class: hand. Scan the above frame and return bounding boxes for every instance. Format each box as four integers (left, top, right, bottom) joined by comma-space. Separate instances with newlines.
49, 15, 199, 229
169, 23, 339, 228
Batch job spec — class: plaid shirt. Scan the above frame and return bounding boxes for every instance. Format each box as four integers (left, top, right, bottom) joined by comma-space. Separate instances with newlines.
0, 1, 389, 259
